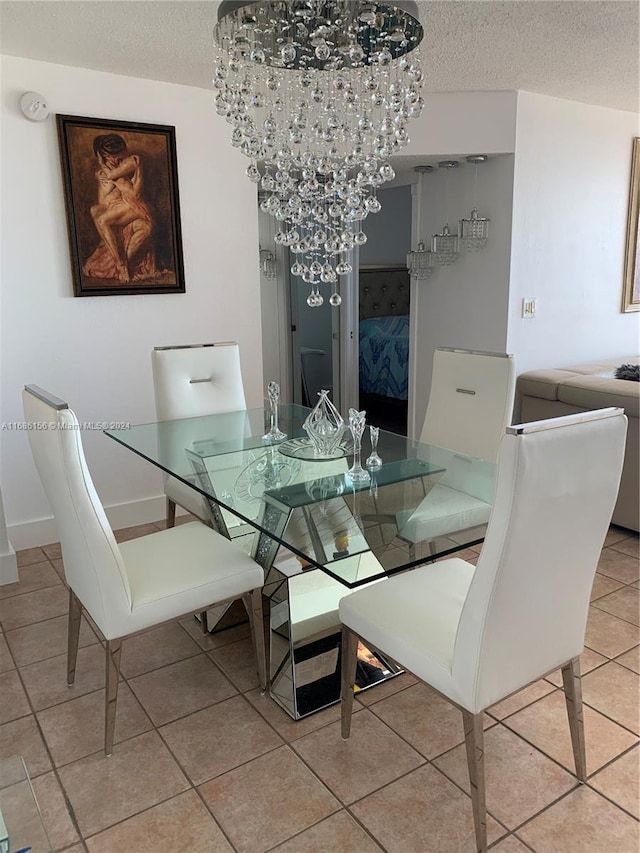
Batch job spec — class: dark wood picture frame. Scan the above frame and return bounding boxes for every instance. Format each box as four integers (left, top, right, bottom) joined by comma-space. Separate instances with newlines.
622, 137, 640, 312
56, 115, 185, 296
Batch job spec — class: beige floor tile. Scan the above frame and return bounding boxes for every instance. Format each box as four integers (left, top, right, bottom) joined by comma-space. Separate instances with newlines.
208, 636, 262, 692
0, 778, 54, 851
119, 621, 201, 678
160, 694, 282, 785
271, 810, 383, 852
584, 606, 639, 658
113, 522, 161, 542
609, 536, 640, 559
433, 725, 577, 829
179, 615, 251, 651
199, 745, 340, 853
582, 661, 640, 734
0, 561, 61, 600
128, 653, 236, 725
49, 557, 66, 582
517, 785, 640, 852
37, 683, 152, 766
245, 686, 343, 742
590, 572, 625, 601
588, 745, 640, 818
0, 715, 52, 778
352, 671, 418, 706
32, 770, 81, 850
503, 690, 637, 775
58, 730, 189, 837
604, 527, 635, 548
16, 546, 48, 567
369, 681, 493, 760
42, 541, 63, 561
545, 647, 608, 687
20, 643, 107, 711
291, 709, 425, 805
490, 836, 532, 852
487, 680, 557, 720
6, 614, 98, 667
616, 645, 640, 674
0, 670, 31, 724
0, 585, 69, 631
0, 633, 14, 673
85, 790, 233, 852
597, 548, 639, 585
592, 585, 640, 626
350, 764, 506, 853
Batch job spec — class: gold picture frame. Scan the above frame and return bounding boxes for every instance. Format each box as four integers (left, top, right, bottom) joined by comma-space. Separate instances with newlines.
622, 137, 640, 312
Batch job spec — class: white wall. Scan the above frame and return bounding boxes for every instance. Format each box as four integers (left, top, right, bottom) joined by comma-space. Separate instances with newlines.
508, 92, 640, 371
409, 154, 516, 434
359, 185, 412, 267
1, 56, 263, 547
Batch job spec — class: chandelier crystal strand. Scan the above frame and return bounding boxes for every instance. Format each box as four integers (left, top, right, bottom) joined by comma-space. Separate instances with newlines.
213, 1, 424, 307
459, 154, 490, 251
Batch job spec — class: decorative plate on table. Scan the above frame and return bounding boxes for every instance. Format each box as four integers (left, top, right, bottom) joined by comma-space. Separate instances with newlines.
278, 437, 353, 461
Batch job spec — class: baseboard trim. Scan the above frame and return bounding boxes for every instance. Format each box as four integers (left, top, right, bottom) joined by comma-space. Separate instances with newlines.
7, 494, 188, 550
0, 546, 18, 585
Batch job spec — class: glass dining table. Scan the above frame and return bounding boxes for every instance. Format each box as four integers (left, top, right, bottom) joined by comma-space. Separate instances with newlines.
105, 404, 495, 719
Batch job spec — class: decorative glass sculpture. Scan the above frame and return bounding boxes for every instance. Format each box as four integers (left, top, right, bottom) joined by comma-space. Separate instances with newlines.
366, 425, 383, 469
303, 390, 345, 458
262, 381, 286, 442
347, 408, 370, 483
431, 224, 459, 266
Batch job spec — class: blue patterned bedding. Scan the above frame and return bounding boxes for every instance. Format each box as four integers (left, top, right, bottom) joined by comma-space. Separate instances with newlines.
359, 315, 409, 400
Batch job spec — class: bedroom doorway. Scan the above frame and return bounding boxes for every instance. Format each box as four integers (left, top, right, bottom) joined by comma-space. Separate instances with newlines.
358, 266, 410, 435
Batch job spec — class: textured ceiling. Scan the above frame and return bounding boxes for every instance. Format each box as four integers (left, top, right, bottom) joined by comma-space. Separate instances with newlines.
1, 1, 638, 112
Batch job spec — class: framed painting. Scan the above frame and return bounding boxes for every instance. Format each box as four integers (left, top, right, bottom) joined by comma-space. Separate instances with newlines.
622, 137, 640, 312
56, 115, 185, 296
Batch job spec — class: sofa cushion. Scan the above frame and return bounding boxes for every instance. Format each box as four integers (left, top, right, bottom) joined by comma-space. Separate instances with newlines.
558, 375, 640, 417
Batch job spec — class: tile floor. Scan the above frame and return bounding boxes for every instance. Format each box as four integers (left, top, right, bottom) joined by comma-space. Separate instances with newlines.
0, 521, 638, 852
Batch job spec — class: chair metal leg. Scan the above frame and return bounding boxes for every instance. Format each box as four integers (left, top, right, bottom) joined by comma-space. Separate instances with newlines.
166, 497, 176, 528
243, 589, 267, 692
561, 656, 587, 782
105, 639, 122, 757
340, 625, 359, 739
67, 590, 82, 686
462, 709, 487, 853
199, 610, 209, 635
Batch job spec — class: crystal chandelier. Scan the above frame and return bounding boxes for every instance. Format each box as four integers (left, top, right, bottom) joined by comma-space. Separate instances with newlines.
213, 1, 424, 307
431, 160, 460, 266
406, 165, 434, 279
459, 154, 490, 251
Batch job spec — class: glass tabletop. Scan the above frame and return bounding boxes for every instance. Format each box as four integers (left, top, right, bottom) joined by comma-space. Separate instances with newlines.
106, 404, 496, 588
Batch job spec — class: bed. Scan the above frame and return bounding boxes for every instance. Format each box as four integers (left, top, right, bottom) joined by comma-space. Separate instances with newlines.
358, 267, 410, 401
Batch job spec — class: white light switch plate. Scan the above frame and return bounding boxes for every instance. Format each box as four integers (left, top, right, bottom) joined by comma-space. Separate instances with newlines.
522, 297, 537, 318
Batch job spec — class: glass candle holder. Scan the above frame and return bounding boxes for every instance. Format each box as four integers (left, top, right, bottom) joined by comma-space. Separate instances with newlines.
346, 408, 370, 483
366, 425, 382, 469
262, 380, 287, 443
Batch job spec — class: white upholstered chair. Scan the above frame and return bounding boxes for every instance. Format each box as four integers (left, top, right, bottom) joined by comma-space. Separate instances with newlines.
151, 342, 247, 528
398, 348, 515, 556
23, 384, 266, 756
340, 408, 627, 852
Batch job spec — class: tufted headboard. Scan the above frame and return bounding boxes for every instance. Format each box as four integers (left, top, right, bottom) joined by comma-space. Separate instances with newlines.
359, 266, 410, 320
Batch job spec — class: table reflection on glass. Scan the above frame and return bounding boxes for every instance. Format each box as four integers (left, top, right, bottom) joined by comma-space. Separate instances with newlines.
106, 405, 496, 718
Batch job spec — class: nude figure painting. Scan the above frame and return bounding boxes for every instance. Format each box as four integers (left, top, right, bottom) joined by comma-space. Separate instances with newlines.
57, 115, 185, 296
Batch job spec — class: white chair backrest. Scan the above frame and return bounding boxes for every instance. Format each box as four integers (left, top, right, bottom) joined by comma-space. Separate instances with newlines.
420, 348, 515, 462
22, 386, 132, 639
152, 342, 247, 421
452, 408, 627, 712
